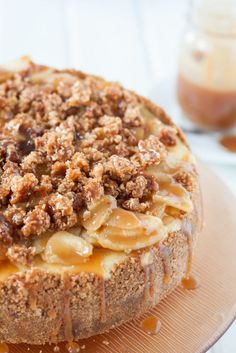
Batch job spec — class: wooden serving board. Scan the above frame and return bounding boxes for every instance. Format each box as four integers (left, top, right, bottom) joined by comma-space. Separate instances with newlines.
7, 163, 236, 353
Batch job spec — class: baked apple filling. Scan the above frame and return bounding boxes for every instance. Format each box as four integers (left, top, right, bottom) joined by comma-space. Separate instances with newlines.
42, 231, 93, 265
0, 58, 196, 279
31, 171, 193, 269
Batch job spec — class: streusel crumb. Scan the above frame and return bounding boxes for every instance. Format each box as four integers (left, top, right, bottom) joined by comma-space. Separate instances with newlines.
0, 60, 179, 249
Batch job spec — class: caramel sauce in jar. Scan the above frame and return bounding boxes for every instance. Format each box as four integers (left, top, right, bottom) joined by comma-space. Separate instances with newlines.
140, 315, 161, 335
177, 75, 236, 129
177, 0, 236, 130
220, 135, 236, 153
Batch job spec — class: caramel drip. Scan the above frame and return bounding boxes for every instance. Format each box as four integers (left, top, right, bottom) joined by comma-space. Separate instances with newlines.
182, 219, 193, 277
149, 263, 155, 301
159, 244, 171, 284
182, 275, 199, 290
26, 269, 40, 310
181, 219, 200, 290
62, 272, 73, 342
140, 315, 161, 335
65, 341, 80, 353
0, 343, 8, 353
143, 262, 155, 303
51, 326, 61, 347
99, 279, 106, 323
73, 248, 110, 276
73, 249, 107, 322
29, 290, 37, 310
143, 265, 150, 300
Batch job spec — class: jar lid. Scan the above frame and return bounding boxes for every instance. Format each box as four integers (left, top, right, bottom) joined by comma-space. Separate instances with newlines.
191, 0, 236, 35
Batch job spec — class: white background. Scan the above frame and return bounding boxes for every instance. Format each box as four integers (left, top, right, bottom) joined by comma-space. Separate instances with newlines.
0, 0, 235, 352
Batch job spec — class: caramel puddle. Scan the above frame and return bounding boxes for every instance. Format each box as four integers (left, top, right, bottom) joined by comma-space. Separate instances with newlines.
220, 135, 236, 153
65, 341, 80, 353
182, 275, 199, 290
140, 315, 161, 335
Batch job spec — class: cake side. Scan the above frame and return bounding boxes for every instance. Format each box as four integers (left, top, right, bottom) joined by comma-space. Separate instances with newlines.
0, 188, 201, 344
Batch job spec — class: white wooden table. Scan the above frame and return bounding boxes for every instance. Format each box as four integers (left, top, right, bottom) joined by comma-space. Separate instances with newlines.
0, 0, 235, 351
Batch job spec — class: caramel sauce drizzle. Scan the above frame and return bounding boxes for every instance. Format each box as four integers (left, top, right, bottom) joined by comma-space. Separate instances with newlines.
0, 261, 18, 282
143, 261, 155, 303
0, 343, 9, 353
181, 218, 199, 290
140, 315, 161, 335
26, 269, 40, 311
149, 263, 155, 301
0, 249, 110, 332
72, 249, 110, 276
28, 289, 37, 310
99, 278, 107, 323
143, 265, 151, 300
74, 249, 109, 323
159, 244, 171, 284
73, 249, 108, 323
63, 272, 74, 343
182, 219, 193, 277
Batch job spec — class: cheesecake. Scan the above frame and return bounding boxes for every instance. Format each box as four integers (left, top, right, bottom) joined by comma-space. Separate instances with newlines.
0, 58, 202, 344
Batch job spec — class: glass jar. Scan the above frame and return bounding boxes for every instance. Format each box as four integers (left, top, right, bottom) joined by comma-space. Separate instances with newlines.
177, 0, 236, 130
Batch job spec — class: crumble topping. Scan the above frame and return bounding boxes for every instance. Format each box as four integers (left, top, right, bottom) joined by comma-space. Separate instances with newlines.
174, 170, 196, 192
0, 60, 193, 258
6, 244, 36, 266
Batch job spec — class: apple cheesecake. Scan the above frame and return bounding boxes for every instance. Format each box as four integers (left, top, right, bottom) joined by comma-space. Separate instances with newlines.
0, 58, 202, 344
